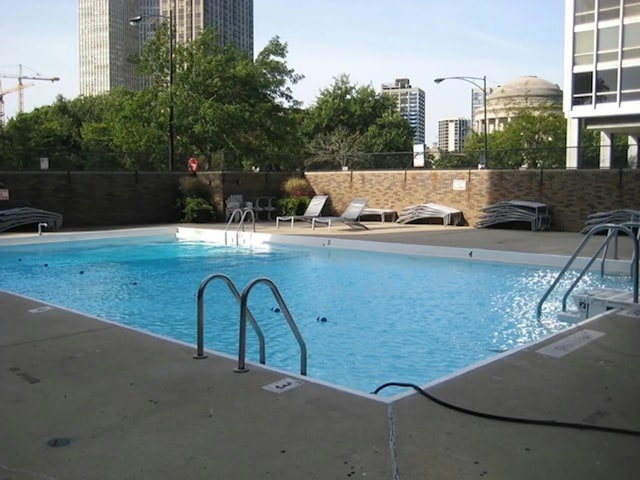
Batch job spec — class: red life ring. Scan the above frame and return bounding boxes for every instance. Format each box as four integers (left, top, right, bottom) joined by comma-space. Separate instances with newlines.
188, 157, 198, 172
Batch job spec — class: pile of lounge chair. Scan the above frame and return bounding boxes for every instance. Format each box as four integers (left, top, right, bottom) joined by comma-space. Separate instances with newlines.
475, 200, 550, 231
581, 209, 640, 234
0, 207, 63, 233
395, 203, 464, 226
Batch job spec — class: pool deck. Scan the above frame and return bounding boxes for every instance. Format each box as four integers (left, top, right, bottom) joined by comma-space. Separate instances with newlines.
2, 223, 640, 479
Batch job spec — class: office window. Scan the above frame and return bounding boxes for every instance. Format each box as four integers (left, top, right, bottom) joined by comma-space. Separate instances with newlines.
598, 25, 619, 62
621, 65, 640, 99
623, 21, 640, 59
575, 0, 596, 24
596, 68, 618, 103
599, 0, 621, 21
573, 71, 593, 105
625, 0, 640, 17
574, 30, 594, 65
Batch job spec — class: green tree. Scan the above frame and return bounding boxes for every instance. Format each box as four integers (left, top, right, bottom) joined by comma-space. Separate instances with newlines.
302, 74, 413, 169
136, 27, 304, 170
464, 106, 567, 169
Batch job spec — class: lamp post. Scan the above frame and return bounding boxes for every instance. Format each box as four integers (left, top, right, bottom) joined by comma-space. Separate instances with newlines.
434, 75, 488, 168
129, 8, 175, 171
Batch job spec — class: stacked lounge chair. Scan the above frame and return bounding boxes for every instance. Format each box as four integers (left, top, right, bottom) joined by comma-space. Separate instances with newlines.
581, 209, 640, 233
0, 207, 63, 233
475, 200, 550, 231
395, 203, 463, 226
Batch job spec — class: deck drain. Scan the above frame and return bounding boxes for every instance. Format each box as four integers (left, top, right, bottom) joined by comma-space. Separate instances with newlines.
47, 437, 71, 448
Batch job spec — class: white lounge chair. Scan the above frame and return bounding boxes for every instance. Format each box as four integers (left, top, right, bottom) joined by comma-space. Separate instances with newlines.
311, 198, 369, 231
276, 195, 328, 229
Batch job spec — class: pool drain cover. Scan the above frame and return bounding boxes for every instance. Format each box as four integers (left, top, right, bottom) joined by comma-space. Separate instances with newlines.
47, 437, 71, 448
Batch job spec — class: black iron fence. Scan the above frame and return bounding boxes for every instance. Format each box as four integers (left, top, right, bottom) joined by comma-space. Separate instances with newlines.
0, 145, 636, 171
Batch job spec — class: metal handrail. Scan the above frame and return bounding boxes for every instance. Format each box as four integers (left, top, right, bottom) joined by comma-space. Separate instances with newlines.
235, 277, 307, 376
224, 208, 256, 245
536, 223, 639, 320
194, 273, 265, 362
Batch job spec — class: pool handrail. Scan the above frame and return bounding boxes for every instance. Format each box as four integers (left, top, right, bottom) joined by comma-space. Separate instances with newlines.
536, 223, 639, 320
224, 208, 255, 246
235, 277, 307, 376
194, 273, 265, 363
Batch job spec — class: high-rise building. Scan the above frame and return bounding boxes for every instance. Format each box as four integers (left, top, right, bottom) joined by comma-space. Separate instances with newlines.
437, 118, 470, 152
381, 78, 426, 145
79, 0, 254, 96
79, 0, 141, 95
564, 0, 640, 168
161, 0, 253, 57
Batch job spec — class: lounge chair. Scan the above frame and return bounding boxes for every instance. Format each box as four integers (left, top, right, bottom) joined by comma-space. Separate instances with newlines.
0, 207, 63, 233
311, 198, 369, 231
276, 195, 328, 229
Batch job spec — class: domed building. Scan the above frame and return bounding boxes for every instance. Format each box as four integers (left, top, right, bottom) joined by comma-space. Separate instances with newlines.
475, 76, 563, 133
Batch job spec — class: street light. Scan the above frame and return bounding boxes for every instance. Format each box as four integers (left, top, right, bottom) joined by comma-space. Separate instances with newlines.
129, 9, 175, 171
434, 75, 488, 168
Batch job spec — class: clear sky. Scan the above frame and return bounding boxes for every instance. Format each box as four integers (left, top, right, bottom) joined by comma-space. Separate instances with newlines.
0, 0, 565, 145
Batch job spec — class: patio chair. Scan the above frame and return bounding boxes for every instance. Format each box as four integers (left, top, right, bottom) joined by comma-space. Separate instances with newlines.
276, 195, 328, 229
225, 195, 253, 221
311, 198, 369, 231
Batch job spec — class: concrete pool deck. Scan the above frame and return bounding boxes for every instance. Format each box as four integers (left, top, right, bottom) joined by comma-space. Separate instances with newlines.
1, 223, 640, 479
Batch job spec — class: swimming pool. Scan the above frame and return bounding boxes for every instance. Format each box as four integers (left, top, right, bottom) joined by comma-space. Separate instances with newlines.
0, 232, 631, 397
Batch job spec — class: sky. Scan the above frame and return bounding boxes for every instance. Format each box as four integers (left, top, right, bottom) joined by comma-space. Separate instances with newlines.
0, 0, 566, 145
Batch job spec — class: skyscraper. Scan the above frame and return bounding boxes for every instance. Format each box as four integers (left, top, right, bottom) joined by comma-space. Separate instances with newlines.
437, 118, 470, 152
564, 0, 640, 168
79, 0, 254, 96
381, 78, 426, 145
79, 0, 141, 95
161, 0, 253, 57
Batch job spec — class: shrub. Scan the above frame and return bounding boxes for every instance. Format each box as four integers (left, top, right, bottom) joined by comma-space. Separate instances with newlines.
281, 176, 313, 198
176, 176, 216, 222
276, 196, 310, 216
181, 196, 215, 223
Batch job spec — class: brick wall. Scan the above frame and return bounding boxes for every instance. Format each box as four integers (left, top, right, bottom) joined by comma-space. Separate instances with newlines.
1, 169, 638, 232
304, 169, 640, 231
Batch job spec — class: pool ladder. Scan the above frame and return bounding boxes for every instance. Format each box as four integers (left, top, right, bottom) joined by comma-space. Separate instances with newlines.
224, 208, 255, 246
194, 274, 307, 376
536, 223, 639, 320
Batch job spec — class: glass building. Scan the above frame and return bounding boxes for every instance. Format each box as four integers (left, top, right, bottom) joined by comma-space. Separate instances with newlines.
564, 0, 640, 168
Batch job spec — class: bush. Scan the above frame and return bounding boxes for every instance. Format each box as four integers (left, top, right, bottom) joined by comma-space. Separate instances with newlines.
176, 176, 216, 222
181, 196, 215, 223
277, 196, 310, 216
281, 176, 314, 198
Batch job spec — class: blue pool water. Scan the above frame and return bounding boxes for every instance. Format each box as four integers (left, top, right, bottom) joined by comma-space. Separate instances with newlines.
0, 235, 631, 396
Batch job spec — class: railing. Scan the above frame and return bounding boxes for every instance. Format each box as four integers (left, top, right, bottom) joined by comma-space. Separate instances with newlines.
224, 208, 255, 245
235, 277, 307, 376
536, 223, 639, 320
194, 273, 265, 362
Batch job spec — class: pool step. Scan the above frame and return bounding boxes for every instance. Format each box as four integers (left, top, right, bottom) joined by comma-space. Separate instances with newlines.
560, 288, 640, 322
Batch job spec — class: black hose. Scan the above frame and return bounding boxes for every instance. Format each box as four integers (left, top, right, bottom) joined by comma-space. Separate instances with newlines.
373, 382, 640, 437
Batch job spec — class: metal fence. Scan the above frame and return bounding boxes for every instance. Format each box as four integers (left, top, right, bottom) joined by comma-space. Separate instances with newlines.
0, 145, 636, 172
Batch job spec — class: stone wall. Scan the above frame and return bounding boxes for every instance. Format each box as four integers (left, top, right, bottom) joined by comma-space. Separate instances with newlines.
0, 169, 638, 232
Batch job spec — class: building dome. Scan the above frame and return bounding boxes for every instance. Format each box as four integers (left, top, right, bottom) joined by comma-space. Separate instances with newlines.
479, 76, 563, 134
488, 75, 562, 105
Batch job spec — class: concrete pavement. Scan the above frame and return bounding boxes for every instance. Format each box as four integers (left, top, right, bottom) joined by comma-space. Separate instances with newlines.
1, 223, 639, 479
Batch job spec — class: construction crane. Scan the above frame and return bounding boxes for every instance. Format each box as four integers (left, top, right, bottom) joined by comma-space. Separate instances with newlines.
0, 80, 34, 125
0, 64, 60, 114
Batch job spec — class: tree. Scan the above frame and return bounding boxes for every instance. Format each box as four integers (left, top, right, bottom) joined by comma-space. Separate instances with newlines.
464, 106, 567, 169
136, 28, 305, 170
302, 74, 413, 169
